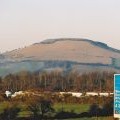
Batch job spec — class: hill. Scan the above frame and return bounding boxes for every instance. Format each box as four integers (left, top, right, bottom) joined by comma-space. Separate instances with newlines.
0, 38, 120, 76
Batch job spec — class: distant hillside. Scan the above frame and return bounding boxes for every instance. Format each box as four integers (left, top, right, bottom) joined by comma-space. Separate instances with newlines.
4, 38, 120, 64
0, 38, 120, 76
40, 38, 120, 53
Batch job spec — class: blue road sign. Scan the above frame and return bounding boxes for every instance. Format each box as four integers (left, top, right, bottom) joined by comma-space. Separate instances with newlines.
114, 74, 120, 118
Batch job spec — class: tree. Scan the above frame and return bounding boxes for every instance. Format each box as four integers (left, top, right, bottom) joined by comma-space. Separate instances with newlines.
28, 100, 54, 119
0, 104, 20, 120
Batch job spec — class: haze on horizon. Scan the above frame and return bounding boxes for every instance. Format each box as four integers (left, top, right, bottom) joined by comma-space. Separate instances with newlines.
0, 0, 120, 53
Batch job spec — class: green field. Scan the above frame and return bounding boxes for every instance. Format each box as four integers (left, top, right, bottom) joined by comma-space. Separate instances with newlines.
17, 103, 90, 118
0, 102, 113, 119
54, 103, 90, 113
65, 117, 114, 120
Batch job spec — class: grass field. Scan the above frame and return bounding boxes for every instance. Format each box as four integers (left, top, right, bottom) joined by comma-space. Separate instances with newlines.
0, 101, 10, 114
0, 102, 114, 119
54, 103, 90, 113
65, 117, 114, 120
54, 103, 114, 120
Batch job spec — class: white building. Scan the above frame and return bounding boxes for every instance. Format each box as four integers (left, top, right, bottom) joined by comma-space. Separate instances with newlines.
5, 91, 12, 97
68, 92, 82, 97
99, 93, 109, 96
11, 91, 24, 98
86, 92, 98, 96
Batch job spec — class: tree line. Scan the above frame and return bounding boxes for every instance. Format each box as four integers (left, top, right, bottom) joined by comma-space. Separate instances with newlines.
0, 70, 115, 92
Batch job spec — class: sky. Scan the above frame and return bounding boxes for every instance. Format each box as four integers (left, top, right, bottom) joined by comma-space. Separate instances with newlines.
0, 0, 120, 53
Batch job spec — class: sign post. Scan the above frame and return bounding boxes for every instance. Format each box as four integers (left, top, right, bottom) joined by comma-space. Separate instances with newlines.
114, 74, 120, 119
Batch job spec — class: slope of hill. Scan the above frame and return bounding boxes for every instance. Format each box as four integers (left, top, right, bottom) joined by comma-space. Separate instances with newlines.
4, 38, 120, 64
0, 38, 120, 76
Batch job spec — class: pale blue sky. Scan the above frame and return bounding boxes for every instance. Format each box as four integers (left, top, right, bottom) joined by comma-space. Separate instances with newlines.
0, 0, 120, 52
